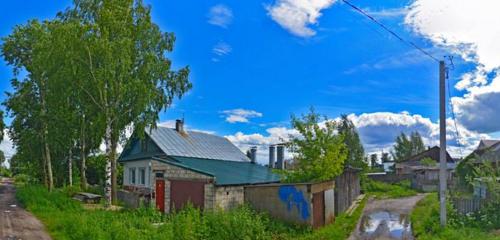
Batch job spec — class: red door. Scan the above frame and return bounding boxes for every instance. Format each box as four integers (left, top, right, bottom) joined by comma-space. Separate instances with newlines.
313, 191, 325, 228
155, 179, 165, 212
170, 180, 205, 212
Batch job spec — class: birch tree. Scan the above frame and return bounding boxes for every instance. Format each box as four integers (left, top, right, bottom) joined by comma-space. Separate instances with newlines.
60, 0, 191, 204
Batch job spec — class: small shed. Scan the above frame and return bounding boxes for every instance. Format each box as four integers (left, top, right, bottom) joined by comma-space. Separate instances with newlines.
244, 181, 335, 229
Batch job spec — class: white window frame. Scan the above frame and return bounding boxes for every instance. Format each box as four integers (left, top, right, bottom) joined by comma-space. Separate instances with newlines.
138, 167, 146, 185
129, 167, 136, 185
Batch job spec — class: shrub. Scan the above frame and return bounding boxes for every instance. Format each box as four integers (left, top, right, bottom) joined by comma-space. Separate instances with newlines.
14, 174, 31, 185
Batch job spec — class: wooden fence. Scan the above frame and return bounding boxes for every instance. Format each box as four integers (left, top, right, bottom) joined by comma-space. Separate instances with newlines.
366, 173, 412, 184
451, 197, 489, 215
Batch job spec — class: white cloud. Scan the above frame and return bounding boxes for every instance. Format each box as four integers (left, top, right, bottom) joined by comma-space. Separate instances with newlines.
1, 130, 15, 168
406, 0, 500, 133
225, 127, 299, 164
266, 0, 336, 37
212, 41, 232, 56
221, 109, 263, 123
225, 111, 488, 160
364, 7, 408, 19
207, 4, 233, 28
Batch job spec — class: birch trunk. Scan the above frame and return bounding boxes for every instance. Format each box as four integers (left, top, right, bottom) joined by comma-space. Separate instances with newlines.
104, 119, 112, 206
80, 128, 87, 190
40, 77, 53, 192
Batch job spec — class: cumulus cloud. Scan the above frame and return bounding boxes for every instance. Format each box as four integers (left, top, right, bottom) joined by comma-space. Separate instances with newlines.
225, 111, 488, 160
406, 0, 500, 133
225, 127, 299, 164
207, 4, 233, 28
221, 109, 263, 123
266, 0, 336, 37
346, 112, 487, 156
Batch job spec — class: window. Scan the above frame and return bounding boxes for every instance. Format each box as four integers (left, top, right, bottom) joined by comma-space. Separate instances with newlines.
139, 168, 146, 185
129, 168, 136, 185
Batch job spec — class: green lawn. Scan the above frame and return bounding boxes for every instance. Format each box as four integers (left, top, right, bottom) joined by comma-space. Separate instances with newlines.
410, 193, 500, 240
16, 185, 366, 240
363, 179, 418, 199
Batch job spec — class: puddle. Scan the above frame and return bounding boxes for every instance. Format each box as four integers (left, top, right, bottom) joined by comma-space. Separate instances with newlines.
358, 211, 413, 240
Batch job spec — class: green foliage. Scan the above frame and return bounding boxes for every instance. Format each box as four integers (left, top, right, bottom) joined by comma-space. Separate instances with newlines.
297, 197, 367, 240
16, 185, 313, 240
13, 173, 32, 185
369, 154, 378, 168
411, 193, 500, 240
362, 179, 417, 199
391, 132, 426, 162
337, 114, 366, 170
0, 166, 11, 177
421, 157, 437, 167
282, 108, 348, 183
17, 185, 369, 240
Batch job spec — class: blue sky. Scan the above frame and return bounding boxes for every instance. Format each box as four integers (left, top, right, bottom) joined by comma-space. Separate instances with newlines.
2, 0, 500, 163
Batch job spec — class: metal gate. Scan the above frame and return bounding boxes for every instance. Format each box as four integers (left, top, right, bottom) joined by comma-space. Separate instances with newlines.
313, 191, 325, 228
170, 180, 205, 211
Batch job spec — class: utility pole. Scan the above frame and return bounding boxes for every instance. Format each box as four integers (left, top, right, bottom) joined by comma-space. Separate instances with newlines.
439, 60, 447, 227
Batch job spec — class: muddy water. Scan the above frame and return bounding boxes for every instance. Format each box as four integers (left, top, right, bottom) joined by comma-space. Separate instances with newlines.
357, 211, 413, 240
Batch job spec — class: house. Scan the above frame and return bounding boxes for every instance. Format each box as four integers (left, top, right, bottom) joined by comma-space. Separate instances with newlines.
395, 146, 455, 192
395, 146, 455, 175
118, 120, 280, 213
471, 139, 500, 167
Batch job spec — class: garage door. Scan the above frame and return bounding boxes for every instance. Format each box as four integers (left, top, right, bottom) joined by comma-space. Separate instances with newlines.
170, 180, 205, 211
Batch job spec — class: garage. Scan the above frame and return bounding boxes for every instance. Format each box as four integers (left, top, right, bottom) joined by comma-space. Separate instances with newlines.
170, 179, 206, 211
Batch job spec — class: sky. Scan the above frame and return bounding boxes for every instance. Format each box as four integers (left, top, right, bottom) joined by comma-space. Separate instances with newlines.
1, 0, 500, 165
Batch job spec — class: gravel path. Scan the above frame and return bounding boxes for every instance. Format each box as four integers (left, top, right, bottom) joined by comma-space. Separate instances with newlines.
349, 194, 427, 240
0, 178, 52, 240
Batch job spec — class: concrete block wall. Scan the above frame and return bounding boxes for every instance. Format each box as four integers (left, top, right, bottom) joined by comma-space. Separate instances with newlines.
215, 186, 245, 210
204, 183, 215, 210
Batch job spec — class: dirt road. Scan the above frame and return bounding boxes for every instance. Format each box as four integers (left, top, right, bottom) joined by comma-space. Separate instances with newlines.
0, 178, 51, 240
349, 194, 427, 240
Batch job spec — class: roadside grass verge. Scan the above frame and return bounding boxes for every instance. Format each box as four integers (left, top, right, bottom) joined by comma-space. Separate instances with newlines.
363, 179, 417, 199
17, 185, 366, 240
411, 193, 500, 240
298, 196, 367, 240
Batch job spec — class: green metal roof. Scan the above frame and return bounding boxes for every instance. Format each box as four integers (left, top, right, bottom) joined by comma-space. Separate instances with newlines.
158, 156, 281, 186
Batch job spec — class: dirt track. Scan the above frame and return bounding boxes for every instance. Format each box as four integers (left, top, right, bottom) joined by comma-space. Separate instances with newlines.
0, 178, 51, 240
349, 194, 427, 240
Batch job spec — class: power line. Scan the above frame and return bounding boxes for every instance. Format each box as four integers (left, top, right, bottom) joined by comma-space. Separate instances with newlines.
445, 57, 464, 156
341, 0, 440, 62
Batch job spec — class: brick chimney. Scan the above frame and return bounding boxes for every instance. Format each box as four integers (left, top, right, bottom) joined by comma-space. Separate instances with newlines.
175, 119, 184, 133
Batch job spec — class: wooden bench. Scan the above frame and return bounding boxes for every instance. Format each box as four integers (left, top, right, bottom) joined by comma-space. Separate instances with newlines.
73, 192, 103, 204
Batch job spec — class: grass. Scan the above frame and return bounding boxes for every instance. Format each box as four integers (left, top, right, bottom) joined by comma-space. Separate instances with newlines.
17, 185, 366, 240
298, 196, 367, 240
411, 193, 500, 240
363, 179, 418, 199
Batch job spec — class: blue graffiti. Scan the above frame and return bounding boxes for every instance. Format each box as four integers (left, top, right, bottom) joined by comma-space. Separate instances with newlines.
278, 185, 310, 220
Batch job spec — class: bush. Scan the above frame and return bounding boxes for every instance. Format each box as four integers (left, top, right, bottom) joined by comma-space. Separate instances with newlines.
14, 174, 31, 185
362, 179, 417, 199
